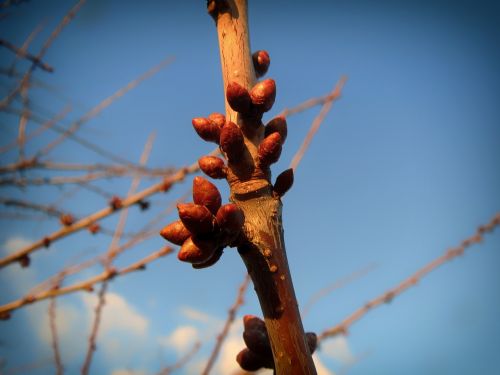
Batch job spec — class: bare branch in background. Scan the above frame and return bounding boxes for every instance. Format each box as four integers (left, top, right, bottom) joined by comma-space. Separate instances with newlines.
201, 274, 251, 375
0, 39, 54, 73
289, 77, 346, 171
318, 212, 500, 342
157, 341, 201, 375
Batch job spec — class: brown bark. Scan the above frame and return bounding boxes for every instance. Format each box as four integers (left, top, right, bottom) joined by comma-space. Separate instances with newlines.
208, 0, 317, 373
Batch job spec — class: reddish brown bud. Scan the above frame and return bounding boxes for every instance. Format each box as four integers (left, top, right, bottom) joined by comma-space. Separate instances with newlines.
0, 311, 11, 320
250, 79, 276, 112
160, 220, 191, 245
198, 156, 227, 179
59, 213, 74, 226
43, 237, 51, 248
192, 247, 223, 269
252, 50, 270, 78
208, 112, 226, 128
226, 81, 252, 113
219, 121, 245, 161
19, 255, 30, 268
258, 132, 282, 166
177, 236, 217, 264
265, 116, 287, 143
216, 204, 244, 234
306, 332, 318, 354
192, 117, 221, 143
236, 348, 265, 372
273, 168, 294, 197
109, 196, 123, 210
160, 178, 172, 192
243, 316, 271, 358
177, 203, 215, 235
88, 222, 100, 235
138, 200, 150, 211
193, 176, 222, 214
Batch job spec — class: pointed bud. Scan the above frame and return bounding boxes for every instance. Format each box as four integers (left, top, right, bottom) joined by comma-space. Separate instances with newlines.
192, 117, 221, 143
236, 348, 265, 372
216, 204, 244, 234
19, 255, 30, 268
258, 132, 282, 166
243, 316, 271, 358
250, 79, 276, 113
88, 222, 100, 235
198, 156, 227, 179
252, 50, 270, 78
59, 214, 74, 226
219, 121, 245, 161
273, 168, 294, 197
192, 247, 224, 269
265, 116, 287, 143
226, 81, 252, 113
177, 203, 215, 235
306, 332, 318, 354
193, 176, 221, 214
160, 220, 191, 245
208, 112, 226, 128
178, 236, 217, 264
109, 196, 123, 210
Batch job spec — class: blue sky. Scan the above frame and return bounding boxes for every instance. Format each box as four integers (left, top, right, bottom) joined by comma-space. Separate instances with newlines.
1, 1, 500, 374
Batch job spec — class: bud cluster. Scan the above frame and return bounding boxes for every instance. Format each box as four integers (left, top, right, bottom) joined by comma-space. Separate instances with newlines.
160, 176, 244, 268
236, 315, 318, 371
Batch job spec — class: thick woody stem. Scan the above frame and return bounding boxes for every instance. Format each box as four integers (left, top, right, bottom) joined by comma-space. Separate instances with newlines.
209, 1, 317, 373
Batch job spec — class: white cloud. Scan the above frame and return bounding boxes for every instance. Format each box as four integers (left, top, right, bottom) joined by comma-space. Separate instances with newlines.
3, 236, 32, 255
320, 336, 355, 365
81, 292, 148, 336
314, 353, 336, 375
159, 325, 199, 354
179, 306, 215, 324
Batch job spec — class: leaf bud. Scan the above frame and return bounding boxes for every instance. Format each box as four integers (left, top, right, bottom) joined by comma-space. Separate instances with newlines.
219, 121, 245, 161
243, 316, 271, 358
306, 332, 318, 354
216, 204, 245, 234
198, 156, 227, 179
59, 213, 74, 226
264, 115, 287, 143
88, 222, 100, 235
236, 348, 265, 372
160, 220, 191, 245
252, 50, 270, 78
109, 196, 123, 210
19, 254, 30, 268
226, 81, 252, 114
273, 168, 294, 197
177, 236, 217, 264
208, 112, 226, 128
177, 203, 215, 235
258, 132, 282, 167
250, 79, 276, 113
192, 247, 224, 269
192, 176, 222, 214
192, 117, 221, 143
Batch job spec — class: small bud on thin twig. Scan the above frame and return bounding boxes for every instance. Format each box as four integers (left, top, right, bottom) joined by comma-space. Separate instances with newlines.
252, 50, 270, 78
258, 132, 282, 167
198, 156, 227, 179
88, 222, 100, 235
59, 214, 75, 226
109, 196, 123, 210
193, 176, 222, 214
250, 79, 276, 113
19, 255, 30, 268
